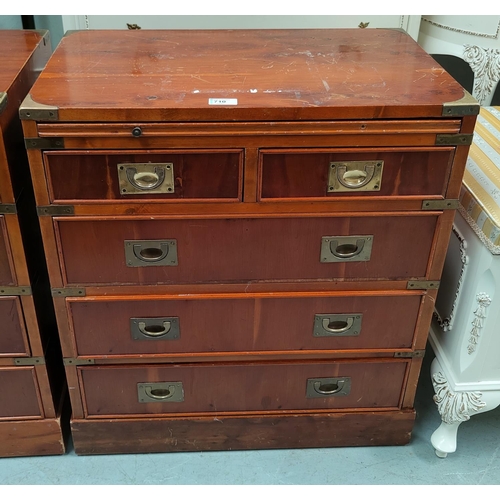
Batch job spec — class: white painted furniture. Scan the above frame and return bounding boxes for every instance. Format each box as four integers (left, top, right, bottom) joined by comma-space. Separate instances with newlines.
418, 16, 500, 105
430, 106, 500, 457
60, 15, 422, 41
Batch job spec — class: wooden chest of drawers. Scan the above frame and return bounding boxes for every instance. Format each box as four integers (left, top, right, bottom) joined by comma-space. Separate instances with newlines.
21, 28, 477, 455
0, 30, 66, 457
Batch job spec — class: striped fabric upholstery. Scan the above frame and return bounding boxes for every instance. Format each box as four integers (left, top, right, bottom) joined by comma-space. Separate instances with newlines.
460, 106, 500, 254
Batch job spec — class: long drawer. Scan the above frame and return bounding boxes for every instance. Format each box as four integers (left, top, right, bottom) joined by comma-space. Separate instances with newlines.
79, 359, 408, 417
67, 293, 422, 356
55, 214, 438, 286
259, 148, 455, 200
43, 150, 243, 203
0, 367, 43, 419
0, 297, 30, 356
0, 217, 15, 286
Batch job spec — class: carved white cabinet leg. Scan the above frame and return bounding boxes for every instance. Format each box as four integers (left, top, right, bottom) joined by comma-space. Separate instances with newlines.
430, 357, 500, 458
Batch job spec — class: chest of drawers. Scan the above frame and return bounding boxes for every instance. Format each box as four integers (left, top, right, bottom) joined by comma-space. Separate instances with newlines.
21, 28, 477, 455
0, 30, 66, 457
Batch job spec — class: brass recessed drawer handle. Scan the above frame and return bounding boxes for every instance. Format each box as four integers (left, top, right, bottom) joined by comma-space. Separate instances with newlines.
306, 377, 351, 398
322, 317, 353, 333
130, 317, 180, 340
328, 161, 383, 192
313, 314, 362, 337
137, 381, 184, 403
125, 239, 178, 267
139, 320, 171, 336
130, 170, 163, 190
321, 235, 373, 263
313, 380, 344, 395
118, 163, 174, 195
146, 385, 176, 400
330, 238, 365, 259
342, 169, 369, 187
133, 242, 169, 262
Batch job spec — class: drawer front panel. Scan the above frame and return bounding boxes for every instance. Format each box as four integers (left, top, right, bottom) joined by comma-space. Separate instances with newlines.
0, 367, 42, 418
0, 297, 29, 356
57, 215, 438, 285
43, 150, 243, 202
0, 216, 15, 286
69, 294, 421, 356
80, 360, 408, 416
259, 148, 454, 199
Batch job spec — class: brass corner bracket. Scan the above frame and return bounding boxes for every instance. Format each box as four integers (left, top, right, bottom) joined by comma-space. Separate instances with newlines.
442, 90, 480, 117
19, 94, 59, 121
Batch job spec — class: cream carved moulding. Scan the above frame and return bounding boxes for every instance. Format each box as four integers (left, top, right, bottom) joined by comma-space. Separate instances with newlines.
418, 16, 500, 105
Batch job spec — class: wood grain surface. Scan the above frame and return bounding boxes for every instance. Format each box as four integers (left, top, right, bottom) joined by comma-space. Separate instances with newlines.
0, 31, 46, 94
70, 410, 415, 455
67, 293, 422, 356
0, 297, 29, 356
0, 367, 42, 418
79, 359, 408, 416
44, 150, 243, 203
0, 217, 15, 285
20, 28, 474, 454
259, 148, 454, 199
56, 214, 438, 286
0, 415, 66, 457
26, 29, 465, 122
0, 30, 66, 456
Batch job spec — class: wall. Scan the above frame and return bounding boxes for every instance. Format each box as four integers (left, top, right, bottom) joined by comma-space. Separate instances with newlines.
0, 15, 23, 29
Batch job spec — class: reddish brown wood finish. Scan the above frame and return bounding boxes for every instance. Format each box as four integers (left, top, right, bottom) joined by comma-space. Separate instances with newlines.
79, 359, 408, 417
67, 293, 422, 357
37, 120, 462, 138
64, 364, 85, 419
4, 215, 32, 285
446, 144, 474, 199
43, 150, 243, 203
28, 30, 465, 122
402, 356, 426, 409
0, 297, 30, 356
70, 410, 415, 455
259, 148, 455, 200
0, 367, 43, 418
0, 30, 50, 122
411, 291, 438, 351
20, 29, 475, 454
0, 30, 66, 456
0, 217, 15, 285
0, 414, 66, 457
55, 214, 438, 286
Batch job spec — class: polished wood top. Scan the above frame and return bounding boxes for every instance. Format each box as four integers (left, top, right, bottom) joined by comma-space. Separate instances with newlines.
28, 29, 466, 122
0, 30, 46, 94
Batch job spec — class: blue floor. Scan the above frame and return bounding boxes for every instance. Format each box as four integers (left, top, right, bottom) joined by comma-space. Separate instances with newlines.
1, 347, 500, 485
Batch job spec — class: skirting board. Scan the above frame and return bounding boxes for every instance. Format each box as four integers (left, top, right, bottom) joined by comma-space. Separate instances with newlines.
71, 410, 416, 455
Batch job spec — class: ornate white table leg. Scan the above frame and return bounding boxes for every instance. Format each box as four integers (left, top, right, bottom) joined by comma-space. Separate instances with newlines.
430, 357, 500, 458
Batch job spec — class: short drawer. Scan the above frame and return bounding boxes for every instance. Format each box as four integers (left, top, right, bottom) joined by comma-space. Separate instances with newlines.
0, 367, 43, 419
259, 148, 454, 200
0, 216, 15, 286
0, 297, 29, 356
79, 359, 408, 417
43, 150, 243, 202
68, 293, 422, 356
56, 214, 438, 286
